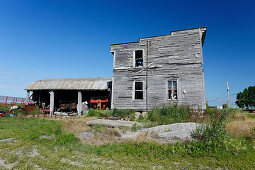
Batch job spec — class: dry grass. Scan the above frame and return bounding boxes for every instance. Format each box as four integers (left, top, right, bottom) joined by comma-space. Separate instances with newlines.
62, 117, 94, 135
39, 115, 94, 135
227, 113, 247, 121
80, 134, 121, 145
226, 119, 255, 138
58, 116, 162, 145
132, 131, 162, 143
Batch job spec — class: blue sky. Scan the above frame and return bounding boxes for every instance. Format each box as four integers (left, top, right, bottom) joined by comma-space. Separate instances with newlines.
0, 0, 254, 106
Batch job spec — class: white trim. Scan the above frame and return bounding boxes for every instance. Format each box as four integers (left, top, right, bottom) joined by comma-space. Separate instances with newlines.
133, 49, 144, 68
166, 79, 178, 101
114, 66, 131, 70
111, 77, 114, 109
132, 81, 144, 101
198, 28, 203, 64
132, 81, 135, 101
111, 50, 116, 69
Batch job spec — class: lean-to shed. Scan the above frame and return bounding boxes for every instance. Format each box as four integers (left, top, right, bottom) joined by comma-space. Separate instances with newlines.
25, 77, 112, 115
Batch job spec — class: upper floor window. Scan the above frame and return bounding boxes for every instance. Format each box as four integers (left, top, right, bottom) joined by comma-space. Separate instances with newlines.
135, 50, 143, 67
134, 82, 143, 99
168, 80, 177, 100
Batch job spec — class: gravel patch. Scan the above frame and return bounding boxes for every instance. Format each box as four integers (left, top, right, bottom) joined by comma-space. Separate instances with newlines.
0, 138, 14, 142
121, 122, 201, 143
0, 138, 17, 145
28, 147, 40, 157
87, 119, 144, 128
41, 135, 52, 139
79, 132, 94, 139
0, 158, 17, 169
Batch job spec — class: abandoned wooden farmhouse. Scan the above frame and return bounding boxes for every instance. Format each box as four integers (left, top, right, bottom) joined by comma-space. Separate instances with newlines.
25, 27, 207, 114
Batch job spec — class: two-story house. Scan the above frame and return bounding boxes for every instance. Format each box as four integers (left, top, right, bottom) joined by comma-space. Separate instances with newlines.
110, 27, 207, 111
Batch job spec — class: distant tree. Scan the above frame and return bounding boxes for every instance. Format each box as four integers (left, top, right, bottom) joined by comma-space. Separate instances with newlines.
222, 104, 227, 109
236, 86, 255, 109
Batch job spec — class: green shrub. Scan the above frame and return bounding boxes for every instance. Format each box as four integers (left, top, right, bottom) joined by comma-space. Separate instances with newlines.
222, 104, 228, 109
131, 123, 141, 132
54, 126, 79, 145
91, 125, 107, 135
87, 109, 112, 117
192, 109, 228, 152
13, 109, 26, 117
112, 108, 135, 118
147, 104, 191, 125
30, 107, 42, 117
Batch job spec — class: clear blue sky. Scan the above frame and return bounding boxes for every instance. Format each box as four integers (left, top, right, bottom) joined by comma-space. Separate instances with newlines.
0, 0, 254, 106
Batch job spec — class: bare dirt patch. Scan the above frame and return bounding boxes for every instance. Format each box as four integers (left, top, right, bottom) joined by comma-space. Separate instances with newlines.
0, 158, 17, 169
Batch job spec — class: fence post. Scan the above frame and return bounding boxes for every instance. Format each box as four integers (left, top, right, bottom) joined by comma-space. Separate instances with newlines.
4, 97, 8, 109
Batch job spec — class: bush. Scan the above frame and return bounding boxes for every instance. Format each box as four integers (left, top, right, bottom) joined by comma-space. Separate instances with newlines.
15, 109, 26, 117
87, 109, 112, 117
147, 104, 191, 125
30, 107, 42, 117
91, 124, 107, 135
192, 109, 228, 153
222, 104, 227, 109
112, 108, 135, 119
131, 123, 141, 132
54, 126, 79, 145
194, 110, 227, 141
87, 108, 135, 120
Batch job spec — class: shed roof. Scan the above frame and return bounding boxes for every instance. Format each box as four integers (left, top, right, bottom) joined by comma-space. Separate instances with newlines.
25, 77, 112, 90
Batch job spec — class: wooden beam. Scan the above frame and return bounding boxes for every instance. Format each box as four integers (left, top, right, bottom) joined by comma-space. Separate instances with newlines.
25, 90, 30, 105
77, 91, 82, 115
49, 91, 54, 117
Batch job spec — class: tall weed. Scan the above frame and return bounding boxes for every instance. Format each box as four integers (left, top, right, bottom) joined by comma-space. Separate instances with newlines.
87, 109, 112, 117
192, 109, 229, 153
112, 108, 135, 119
147, 104, 192, 125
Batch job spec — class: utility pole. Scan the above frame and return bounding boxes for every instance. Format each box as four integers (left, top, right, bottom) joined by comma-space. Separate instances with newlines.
227, 81, 230, 108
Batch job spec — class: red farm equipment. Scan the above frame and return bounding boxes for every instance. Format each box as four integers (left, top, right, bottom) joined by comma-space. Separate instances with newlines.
90, 96, 110, 110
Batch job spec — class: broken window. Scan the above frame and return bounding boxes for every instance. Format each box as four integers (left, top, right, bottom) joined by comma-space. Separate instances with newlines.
135, 50, 143, 67
168, 80, 177, 100
135, 82, 143, 99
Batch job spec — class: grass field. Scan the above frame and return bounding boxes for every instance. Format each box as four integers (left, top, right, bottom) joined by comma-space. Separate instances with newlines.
0, 109, 255, 169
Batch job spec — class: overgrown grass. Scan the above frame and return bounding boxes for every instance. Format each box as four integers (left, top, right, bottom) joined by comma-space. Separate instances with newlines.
0, 117, 78, 145
86, 108, 135, 120
112, 108, 135, 120
192, 109, 228, 153
142, 104, 195, 126
87, 109, 112, 117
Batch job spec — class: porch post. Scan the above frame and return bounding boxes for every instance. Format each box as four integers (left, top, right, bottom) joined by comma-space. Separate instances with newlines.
49, 90, 54, 117
77, 91, 82, 115
25, 90, 30, 105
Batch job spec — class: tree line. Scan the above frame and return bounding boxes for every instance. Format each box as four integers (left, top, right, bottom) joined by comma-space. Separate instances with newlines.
236, 86, 255, 109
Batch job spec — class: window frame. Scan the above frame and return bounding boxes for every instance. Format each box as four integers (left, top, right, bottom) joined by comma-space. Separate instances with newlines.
133, 81, 144, 100
167, 79, 178, 100
133, 49, 144, 68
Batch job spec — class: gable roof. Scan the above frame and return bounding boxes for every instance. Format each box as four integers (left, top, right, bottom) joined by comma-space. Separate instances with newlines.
25, 77, 112, 90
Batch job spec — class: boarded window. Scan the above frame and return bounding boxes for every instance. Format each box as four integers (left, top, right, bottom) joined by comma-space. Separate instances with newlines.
135, 82, 143, 99
135, 50, 143, 67
168, 80, 177, 100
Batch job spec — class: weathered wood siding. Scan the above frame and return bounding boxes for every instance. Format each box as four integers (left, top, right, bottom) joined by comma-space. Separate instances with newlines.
111, 27, 207, 111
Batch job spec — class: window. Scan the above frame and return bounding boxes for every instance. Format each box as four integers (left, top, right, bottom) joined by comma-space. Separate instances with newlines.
135, 50, 143, 67
168, 80, 177, 100
134, 82, 143, 99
